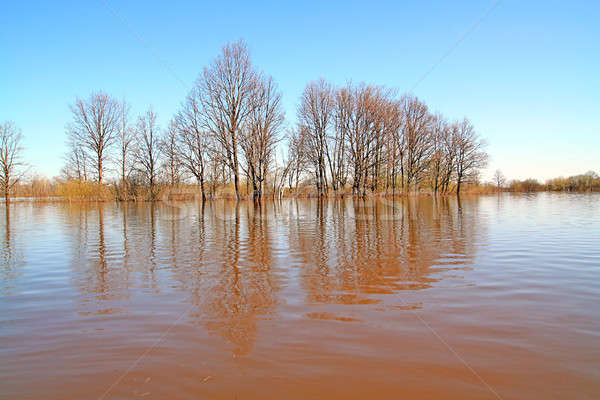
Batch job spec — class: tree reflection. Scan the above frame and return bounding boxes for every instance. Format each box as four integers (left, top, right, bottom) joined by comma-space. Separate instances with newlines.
199, 201, 279, 356
291, 197, 484, 306
65, 203, 134, 308
0, 205, 25, 294
56, 197, 483, 354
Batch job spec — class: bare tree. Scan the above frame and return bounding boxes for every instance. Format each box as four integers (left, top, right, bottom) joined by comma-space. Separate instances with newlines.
493, 169, 506, 190
272, 161, 292, 199
67, 92, 120, 183
298, 79, 334, 196
197, 39, 257, 200
389, 100, 406, 194
428, 114, 448, 194
401, 95, 432, 192
382, 99, 403, 194
285, 127, 309, 192
134, 108, 161, 199
117, 100, 136, 197
161, 120, 182, 186
0, 122, 27, 203
240, 74, 285, 200
62, 137, 90, 182
204, 144, 226, 197
329, 84, 353, 194
454, 118, 488, 195
175, 91, 209, 200
336, 84, 393, 197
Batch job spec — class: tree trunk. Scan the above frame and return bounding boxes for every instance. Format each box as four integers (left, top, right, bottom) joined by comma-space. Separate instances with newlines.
98, 157, 103, 183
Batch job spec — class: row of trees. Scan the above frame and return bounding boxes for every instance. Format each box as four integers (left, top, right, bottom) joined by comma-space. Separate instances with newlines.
62, 40, 488, 201
546, 171, 600, 192
508, 171, 600, 192
64, 40, 284, 201
290, 80, 488, 197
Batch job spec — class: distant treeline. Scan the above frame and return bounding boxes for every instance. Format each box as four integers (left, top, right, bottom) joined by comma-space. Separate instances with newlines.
7, 170, 599, 201
507, 172, 600, 192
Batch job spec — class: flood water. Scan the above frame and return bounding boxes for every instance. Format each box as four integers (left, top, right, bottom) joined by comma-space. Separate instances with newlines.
1, 194, 599, 399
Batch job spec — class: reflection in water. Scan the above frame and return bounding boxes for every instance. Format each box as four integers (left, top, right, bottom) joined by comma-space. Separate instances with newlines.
0, 206, 24, 293
10, 198, 483, 352
6, 195, 598, 399
290, 197, 480, 308
202, 202, 280, 355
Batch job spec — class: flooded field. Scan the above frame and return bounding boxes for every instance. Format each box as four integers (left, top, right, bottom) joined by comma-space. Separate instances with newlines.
1, 194, 599, 399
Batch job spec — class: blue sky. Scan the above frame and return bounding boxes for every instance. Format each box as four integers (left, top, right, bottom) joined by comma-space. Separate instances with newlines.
1, 0, 598, 181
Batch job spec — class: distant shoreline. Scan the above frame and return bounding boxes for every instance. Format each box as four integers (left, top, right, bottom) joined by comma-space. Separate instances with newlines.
2, 189, 598, 204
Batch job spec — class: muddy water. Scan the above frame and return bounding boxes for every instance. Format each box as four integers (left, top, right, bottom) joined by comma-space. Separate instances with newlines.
0, 194, 599, 399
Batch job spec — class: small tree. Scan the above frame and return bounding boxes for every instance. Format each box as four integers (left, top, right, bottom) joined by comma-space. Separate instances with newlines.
134, 109, 161, 199
0, 121, 27, 204
493, 169, 506, 190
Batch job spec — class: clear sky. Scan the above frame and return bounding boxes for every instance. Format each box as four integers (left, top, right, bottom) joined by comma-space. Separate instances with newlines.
1, 0, 598, 182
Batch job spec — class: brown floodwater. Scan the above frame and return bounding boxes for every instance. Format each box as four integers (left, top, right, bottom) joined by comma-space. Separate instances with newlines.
1, 194, 599, 399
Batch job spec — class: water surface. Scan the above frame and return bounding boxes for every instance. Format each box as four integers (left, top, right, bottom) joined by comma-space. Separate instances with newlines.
1, 194, 599, 399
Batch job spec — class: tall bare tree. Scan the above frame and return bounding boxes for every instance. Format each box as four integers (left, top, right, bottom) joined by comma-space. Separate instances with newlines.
401, 95, 433, 192
197, 39, 257, 200
298, 79, 334, 196
161, 120, 182, 186
118, 99, 136, 196
134, 108, 161, 199
439, 122, 458, 193
381, 98, 402, 194
67, 92, 120, 183
454, 118, 488, 195
240, 74, 285, 200
337, 84, 390, 196
428, 114, 448, 194
175, 91, 209, 200
0, 121, 27, 203
329, 85, 352, 194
